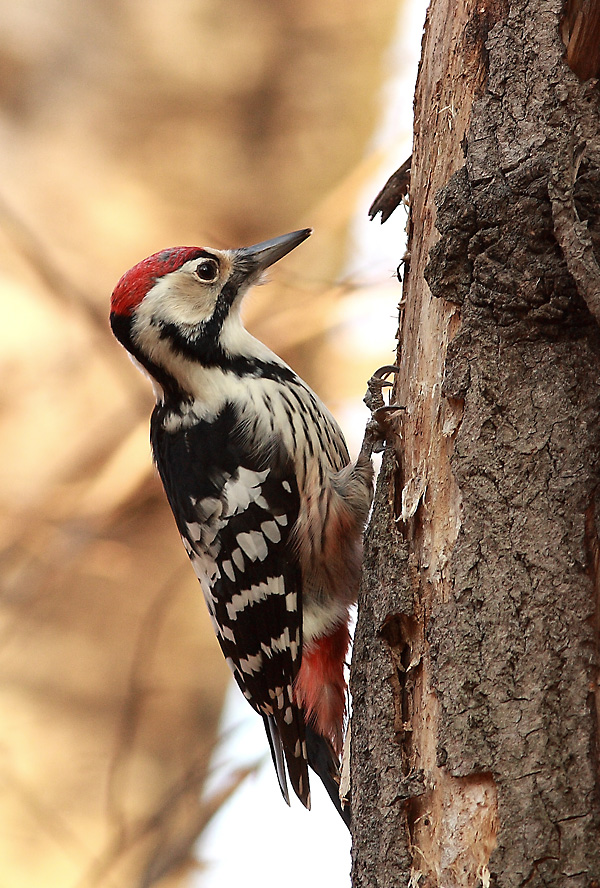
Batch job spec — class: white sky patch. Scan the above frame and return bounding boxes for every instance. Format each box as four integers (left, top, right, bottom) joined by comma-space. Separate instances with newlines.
197, 684, 352, 888
194, 1, 428, 886
329, 0, 427, 458
345, 0, 427, 285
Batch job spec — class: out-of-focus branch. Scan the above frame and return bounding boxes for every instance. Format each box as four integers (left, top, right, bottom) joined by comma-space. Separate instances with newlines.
0, 193, 147, 398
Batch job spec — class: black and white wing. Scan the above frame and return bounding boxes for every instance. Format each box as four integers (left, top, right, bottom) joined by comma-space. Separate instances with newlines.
151, 401, 311, 807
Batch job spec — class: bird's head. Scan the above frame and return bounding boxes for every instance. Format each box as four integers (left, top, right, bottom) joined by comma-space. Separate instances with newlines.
110, 228, 311, 399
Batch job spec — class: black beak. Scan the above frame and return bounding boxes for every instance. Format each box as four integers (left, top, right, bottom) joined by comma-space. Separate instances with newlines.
234, 229, 312, 276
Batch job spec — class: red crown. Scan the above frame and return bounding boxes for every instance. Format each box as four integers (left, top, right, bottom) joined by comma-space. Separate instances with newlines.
110, 247, 205, 316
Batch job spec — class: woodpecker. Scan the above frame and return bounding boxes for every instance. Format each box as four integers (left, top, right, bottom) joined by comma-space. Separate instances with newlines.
110, 229, 384, 825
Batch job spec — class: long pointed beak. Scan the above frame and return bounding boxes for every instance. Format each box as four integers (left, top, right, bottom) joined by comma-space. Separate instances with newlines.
234, 228, 312, 275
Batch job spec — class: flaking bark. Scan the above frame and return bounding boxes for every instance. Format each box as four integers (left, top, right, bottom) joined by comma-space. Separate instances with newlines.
351, 0, 600, 884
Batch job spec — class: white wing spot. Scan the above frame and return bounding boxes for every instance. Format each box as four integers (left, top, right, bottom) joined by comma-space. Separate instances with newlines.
286, 592, 297, 612
239, 651, 263, 675
232, 548, 245, 572
282, 481, 291, 493
190, 552, 219, 586
201, 523, 220, 548
275, 513, 288, 527
222, 560, 235, 582
236, 530, 268, 562
223, 467, 270, 517
186, 499, 225, 552
186, 521, 202, 543
197, 496, 223, 522
261, 627, 290, 657
261, 520, 281, 543
284, 706, 293, 725
226, 577, 283, 621
220, 624, 235, 643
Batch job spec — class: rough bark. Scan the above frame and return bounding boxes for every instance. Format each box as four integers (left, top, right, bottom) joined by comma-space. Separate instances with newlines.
351, 0, 600, 884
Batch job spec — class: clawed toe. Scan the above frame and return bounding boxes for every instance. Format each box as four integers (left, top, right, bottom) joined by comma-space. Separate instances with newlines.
363, 365, 399, 412
369, 405, 404, 452
372, 404, 404, 423
370, 365, 399, 381
361, 366, 403, 457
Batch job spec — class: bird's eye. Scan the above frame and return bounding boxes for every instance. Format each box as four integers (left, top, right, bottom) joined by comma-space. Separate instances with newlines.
195, 259, 219, 282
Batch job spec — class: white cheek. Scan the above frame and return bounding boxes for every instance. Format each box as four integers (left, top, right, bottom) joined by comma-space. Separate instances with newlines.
218, 311, 292, 368
136, 272, 218, 328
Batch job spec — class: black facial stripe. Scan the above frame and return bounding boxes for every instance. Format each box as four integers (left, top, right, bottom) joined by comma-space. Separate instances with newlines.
114, 257, 298, 398
155, 275, 236, 356
157, 315, 298, 384
110, 312, 189, 401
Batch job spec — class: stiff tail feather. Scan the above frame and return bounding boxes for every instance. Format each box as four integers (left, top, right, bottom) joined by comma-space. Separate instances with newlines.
262, 703, 311, 810
306, 725, 351, 828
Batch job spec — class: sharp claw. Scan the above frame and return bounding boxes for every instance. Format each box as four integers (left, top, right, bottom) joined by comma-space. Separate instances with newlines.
371, 365, 399, 380
361, 367, 403, 457
372, 404, 405, 423
363, 365, 400, 412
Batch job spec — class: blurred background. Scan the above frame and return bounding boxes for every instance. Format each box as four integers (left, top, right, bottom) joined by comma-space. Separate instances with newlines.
0, 1, 420, 885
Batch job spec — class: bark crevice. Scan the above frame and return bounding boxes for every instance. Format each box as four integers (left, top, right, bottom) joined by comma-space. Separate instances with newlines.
352, 0, 600, 882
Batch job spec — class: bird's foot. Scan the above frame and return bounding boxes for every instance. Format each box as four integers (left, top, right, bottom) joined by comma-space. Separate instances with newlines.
360, 365, 403, 457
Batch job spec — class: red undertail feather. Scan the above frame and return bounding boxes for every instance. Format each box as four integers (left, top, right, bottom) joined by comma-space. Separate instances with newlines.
294, 622, 350, 754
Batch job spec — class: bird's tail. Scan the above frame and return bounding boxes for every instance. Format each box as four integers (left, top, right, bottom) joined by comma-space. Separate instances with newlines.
262, 713, 351, 829
306, 725, 351, 828
263, 621, 352, 827
262, 708, 311, 809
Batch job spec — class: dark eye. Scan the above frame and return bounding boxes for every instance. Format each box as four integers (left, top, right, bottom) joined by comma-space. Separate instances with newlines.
195, 258, 219, 282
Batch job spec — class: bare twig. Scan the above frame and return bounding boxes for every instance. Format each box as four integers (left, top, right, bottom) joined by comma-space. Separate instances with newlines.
0, 193, 147, 399
105, 566, 190, 828
369, 155, 412, 223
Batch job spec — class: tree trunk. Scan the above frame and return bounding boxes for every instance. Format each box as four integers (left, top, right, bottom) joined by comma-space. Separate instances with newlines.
351, 0, 600, 884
